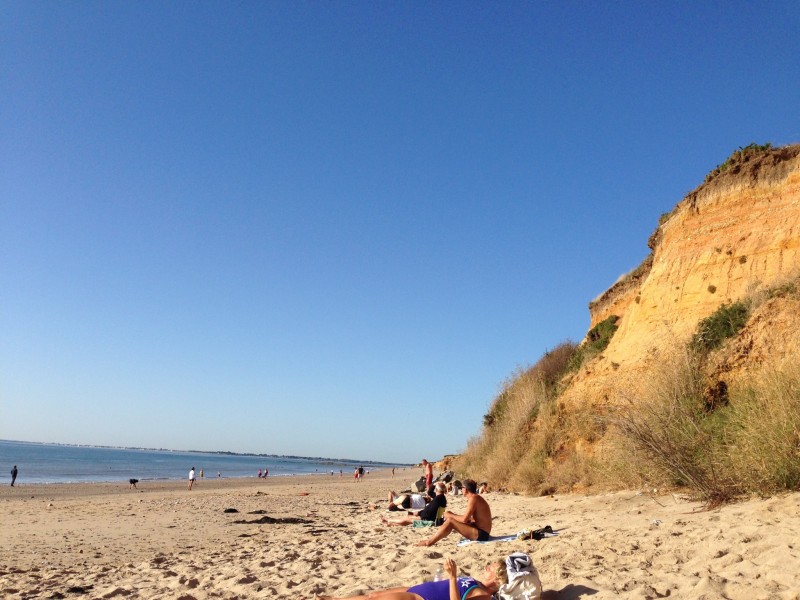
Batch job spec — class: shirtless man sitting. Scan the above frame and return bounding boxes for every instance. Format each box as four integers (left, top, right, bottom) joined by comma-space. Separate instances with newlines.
416, 479, 491, 546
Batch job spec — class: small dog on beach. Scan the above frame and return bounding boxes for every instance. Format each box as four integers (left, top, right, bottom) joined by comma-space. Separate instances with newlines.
129, 478, 139, 488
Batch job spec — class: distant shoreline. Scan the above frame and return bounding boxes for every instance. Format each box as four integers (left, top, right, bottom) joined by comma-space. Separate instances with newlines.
0, 438, 410, 466
0, 439, 412, 485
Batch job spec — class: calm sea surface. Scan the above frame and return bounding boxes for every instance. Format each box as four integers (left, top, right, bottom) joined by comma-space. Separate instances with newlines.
0, 439, 399, 484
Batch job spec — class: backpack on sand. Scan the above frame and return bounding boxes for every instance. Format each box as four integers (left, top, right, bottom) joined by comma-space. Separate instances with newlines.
495, 552, 542, 600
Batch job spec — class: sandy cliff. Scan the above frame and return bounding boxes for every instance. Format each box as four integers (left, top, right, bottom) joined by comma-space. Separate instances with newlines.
567, 144, 800, 406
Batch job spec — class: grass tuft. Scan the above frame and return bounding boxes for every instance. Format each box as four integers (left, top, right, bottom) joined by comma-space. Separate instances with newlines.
567, 315, 619, 372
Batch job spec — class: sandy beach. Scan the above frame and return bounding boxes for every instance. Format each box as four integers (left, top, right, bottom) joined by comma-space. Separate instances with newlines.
1, 468, 799, 599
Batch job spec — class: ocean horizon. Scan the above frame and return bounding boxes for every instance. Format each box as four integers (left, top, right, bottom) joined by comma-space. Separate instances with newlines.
0, 439, 406, 484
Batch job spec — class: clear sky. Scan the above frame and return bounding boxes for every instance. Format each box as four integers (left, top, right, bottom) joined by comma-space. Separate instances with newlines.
2, 2, 799, 464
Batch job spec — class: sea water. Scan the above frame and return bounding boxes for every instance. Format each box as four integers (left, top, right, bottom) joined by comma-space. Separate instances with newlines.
0, 439, 398, 484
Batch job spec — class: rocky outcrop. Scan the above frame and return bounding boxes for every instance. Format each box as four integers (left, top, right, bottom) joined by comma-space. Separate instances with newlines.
566, 144, 800, 406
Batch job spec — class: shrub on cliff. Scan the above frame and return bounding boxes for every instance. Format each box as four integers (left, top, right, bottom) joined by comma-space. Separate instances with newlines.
704, 142, 774, 183
568, 315, 619, 371
690, 302, 749, 354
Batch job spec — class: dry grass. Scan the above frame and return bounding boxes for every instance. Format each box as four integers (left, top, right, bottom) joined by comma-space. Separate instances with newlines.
725, 366, 800, 495
453, 343, 575, 489
607, 345, 800, 504
455, 276, 800, 502
608, 347, 738, 505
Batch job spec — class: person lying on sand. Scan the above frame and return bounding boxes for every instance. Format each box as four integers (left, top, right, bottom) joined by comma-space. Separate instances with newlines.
381, 483, 447, 527
416, 479, 492, 547
316, 556, 506, 600
386, 490, 429, 512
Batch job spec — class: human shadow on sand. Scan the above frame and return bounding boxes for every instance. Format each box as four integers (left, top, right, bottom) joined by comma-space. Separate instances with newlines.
542, 584, 598, 599
232, 515, 312, 525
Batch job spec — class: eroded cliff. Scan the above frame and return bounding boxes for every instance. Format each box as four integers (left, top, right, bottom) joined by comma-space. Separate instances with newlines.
566, 144, 800, 407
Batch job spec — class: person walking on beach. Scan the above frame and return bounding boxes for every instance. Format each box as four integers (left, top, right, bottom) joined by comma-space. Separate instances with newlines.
188, 467, 196, 490
416, 479, 492, 547
10, 465, 18, 486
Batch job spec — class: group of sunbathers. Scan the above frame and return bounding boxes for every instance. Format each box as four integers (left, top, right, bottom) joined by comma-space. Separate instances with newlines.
381, 477, 493, 547
317, 464, 501, 599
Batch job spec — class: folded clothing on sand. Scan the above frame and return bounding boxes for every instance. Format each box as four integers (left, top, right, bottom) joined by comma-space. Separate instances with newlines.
516, 525, 556, 540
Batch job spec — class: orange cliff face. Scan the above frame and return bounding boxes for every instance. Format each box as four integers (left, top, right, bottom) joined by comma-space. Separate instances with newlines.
566, 145, 800, 406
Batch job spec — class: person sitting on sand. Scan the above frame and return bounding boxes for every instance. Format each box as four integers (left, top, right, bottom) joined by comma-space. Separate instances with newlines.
381, 483, 447, 527
416, 479, 492, 547
316, 556, 506, 600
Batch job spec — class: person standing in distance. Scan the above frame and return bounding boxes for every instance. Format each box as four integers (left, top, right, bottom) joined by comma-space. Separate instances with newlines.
188, 467, 196, 491
11, 465, 18, 486
422, 459, 433, 489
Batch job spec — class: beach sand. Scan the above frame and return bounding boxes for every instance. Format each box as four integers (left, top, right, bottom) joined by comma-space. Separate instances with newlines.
1, 468, 799, 599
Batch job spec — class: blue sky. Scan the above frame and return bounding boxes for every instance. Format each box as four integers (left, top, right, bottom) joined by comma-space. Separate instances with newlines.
2, 2, 799, 464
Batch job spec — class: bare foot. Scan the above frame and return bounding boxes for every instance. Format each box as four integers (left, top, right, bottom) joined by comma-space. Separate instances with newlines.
380, 515, 389, 525
415, 539, 432, 547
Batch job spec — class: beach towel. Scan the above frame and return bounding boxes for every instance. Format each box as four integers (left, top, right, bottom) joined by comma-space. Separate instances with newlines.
496, 552, 542, 600
456, 527, 558, 546
456, 534, 518, 546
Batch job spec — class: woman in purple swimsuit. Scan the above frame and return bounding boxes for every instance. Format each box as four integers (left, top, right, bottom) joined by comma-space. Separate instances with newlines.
316, 557, 506, 600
